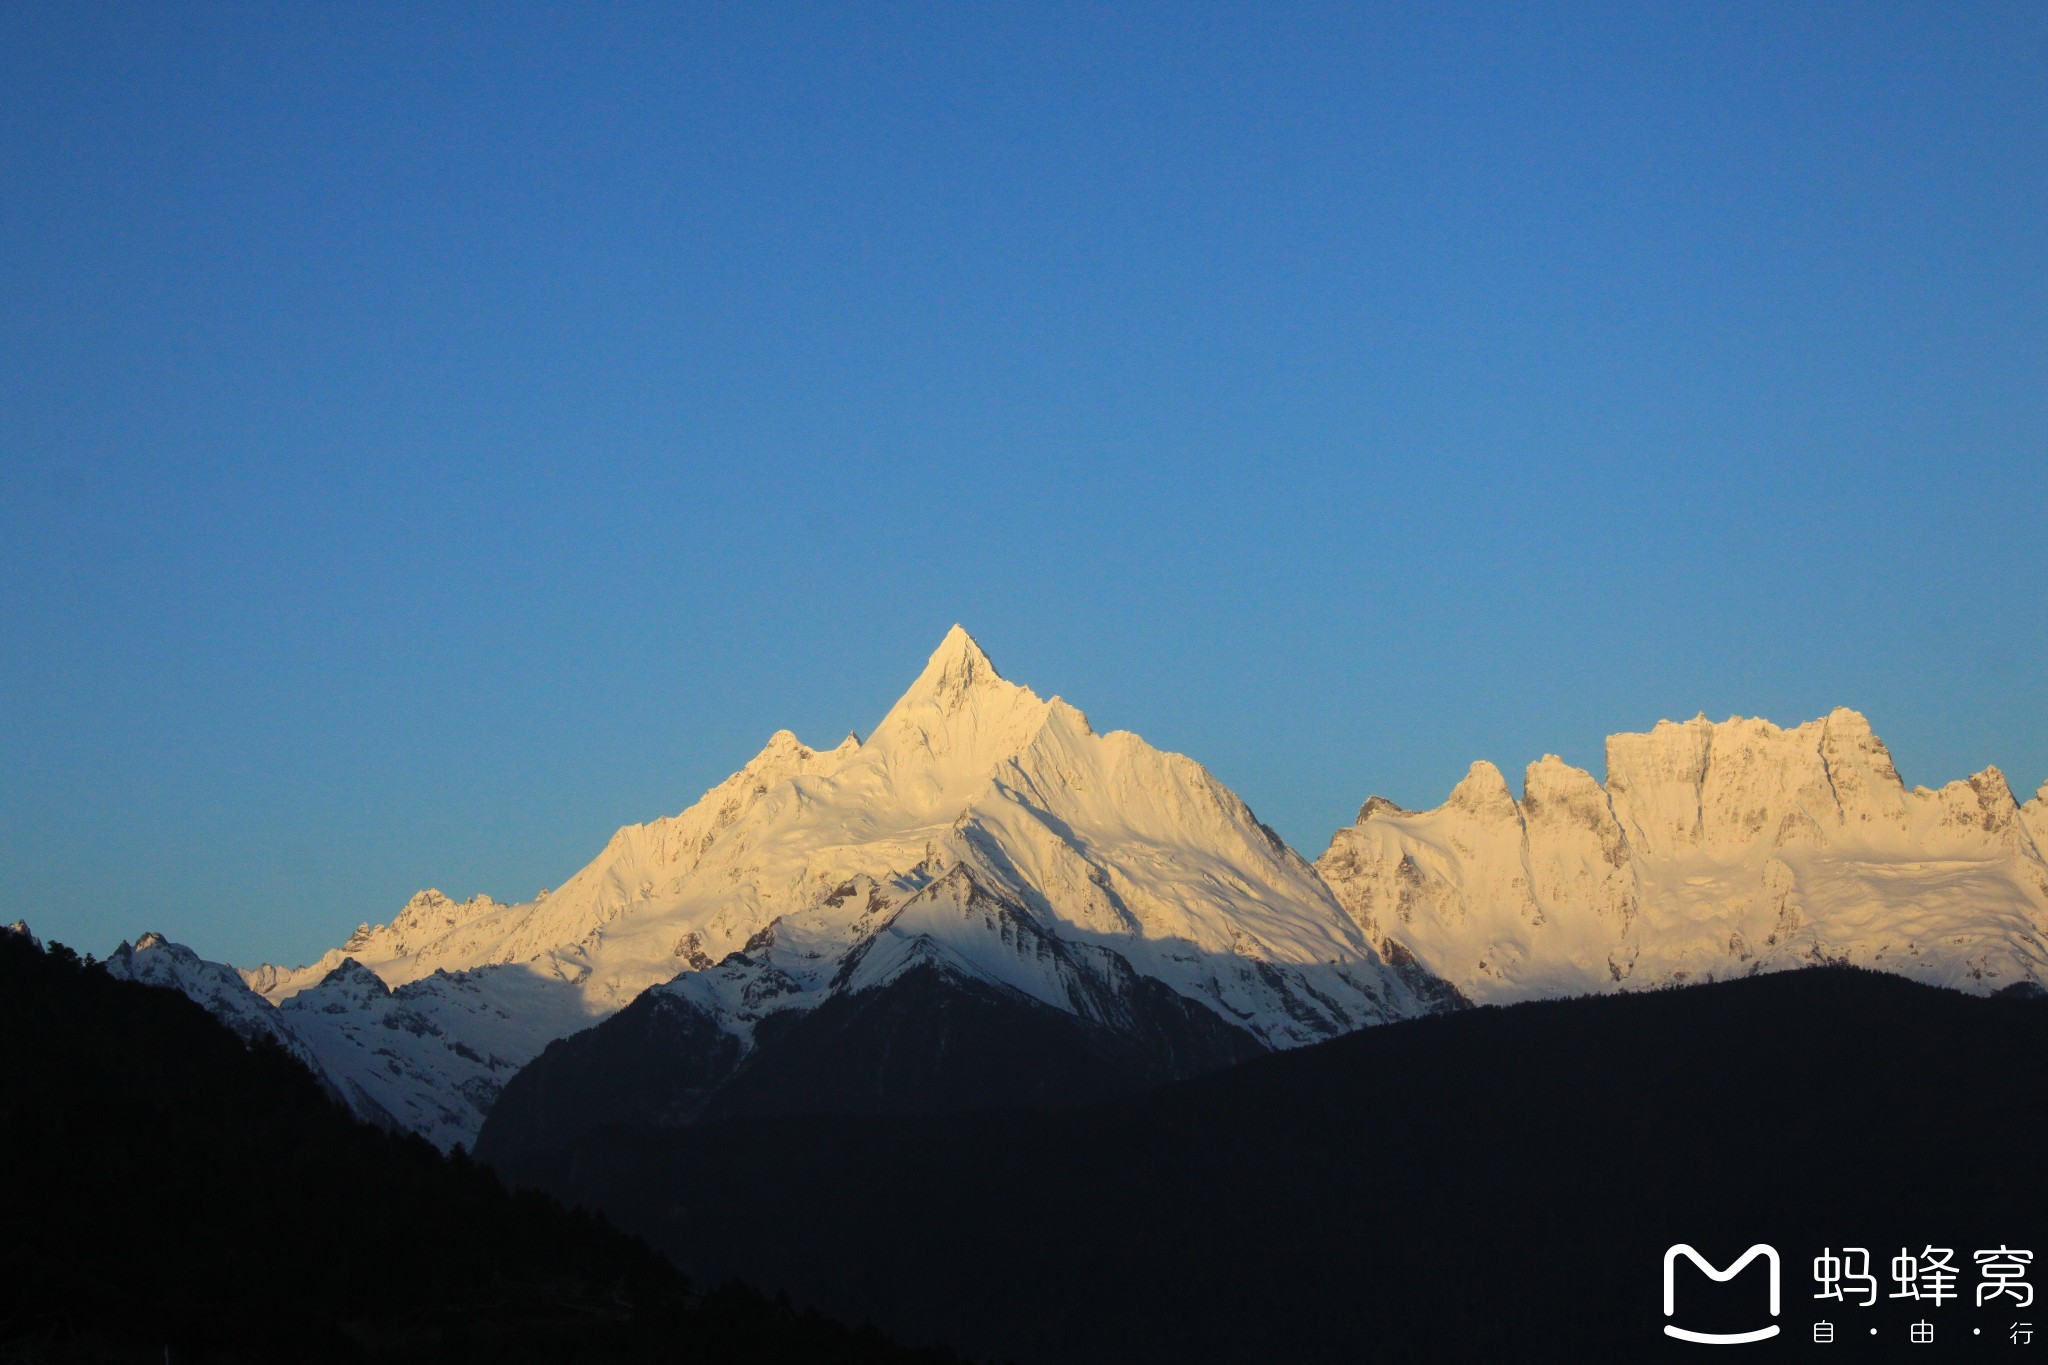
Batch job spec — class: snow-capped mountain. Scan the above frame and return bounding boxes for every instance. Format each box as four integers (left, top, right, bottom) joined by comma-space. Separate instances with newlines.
100, 932, 400, 1126
228, 627, 1436, 1147
99, 929, 589, 1147
110, 637, 2046, 1151
1317, 708, 2048, 1004
105, 933, 319, 1068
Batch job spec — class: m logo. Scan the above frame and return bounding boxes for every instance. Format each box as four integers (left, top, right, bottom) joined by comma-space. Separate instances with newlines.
1663, 1244, 1781, 1344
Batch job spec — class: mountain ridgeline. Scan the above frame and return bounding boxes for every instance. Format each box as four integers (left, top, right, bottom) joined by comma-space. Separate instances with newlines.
109, 628, 2048, 1158
475, 951, 1264, 1166
54, 629, 2048, 1360
1319, 707, 2048, 1004
0, 925, 956, 1364
484, 967, 2048, 1364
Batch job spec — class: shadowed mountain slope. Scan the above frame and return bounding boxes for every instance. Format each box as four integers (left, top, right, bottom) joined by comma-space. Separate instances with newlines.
475, 954, 1263, 1166
0, 927, 957, 1365
488, 967, 2048, 1364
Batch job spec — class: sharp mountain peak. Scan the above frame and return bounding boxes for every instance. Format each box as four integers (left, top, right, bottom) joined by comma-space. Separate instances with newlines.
903, 624, 1008, 700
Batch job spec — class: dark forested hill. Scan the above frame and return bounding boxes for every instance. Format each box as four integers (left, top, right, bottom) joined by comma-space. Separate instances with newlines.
0, 928, 958, 1365
488, 967, 2048, 1364
475, 959, 1264, 1168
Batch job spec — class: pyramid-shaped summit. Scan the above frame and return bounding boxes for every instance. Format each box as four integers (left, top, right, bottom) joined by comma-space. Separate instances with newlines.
906, 622, 1000, 695
236, 627, 1444, 1148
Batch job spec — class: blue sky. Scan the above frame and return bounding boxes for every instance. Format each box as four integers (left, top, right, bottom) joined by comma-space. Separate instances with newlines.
4, 4, 2044, 966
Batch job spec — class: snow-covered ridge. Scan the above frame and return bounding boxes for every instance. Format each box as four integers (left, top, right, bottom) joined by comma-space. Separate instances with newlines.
99, 933, 390, 1127
202, 626, 1432, 1146
106, 932, 317, 1064
1316, 708, 2048, 1003
115, 641, 2046, 1149
99, 928, 590, 1148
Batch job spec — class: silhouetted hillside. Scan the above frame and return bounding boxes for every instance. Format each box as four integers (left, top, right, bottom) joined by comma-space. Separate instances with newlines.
477, 960, 1263, 1166
491, 967, 2048, 1363
0, 929, 959, 1365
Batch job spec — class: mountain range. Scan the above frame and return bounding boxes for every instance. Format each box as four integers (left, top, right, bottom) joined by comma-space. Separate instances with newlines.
100, 628, 2048, 1151
1320, 706, 2048, 1003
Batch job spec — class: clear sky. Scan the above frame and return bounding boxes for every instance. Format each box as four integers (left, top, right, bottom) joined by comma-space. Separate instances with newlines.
4, 4, 2044, 967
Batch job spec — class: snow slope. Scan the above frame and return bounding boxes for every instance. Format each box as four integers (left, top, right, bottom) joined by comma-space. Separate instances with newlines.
1317, 709, 2048, 1003
98, 930, 587, 1147
230, 628, 1433, 1146
273, 958, 593, 1147
104, 933, 325, 1071
100, 933, 406, 1128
